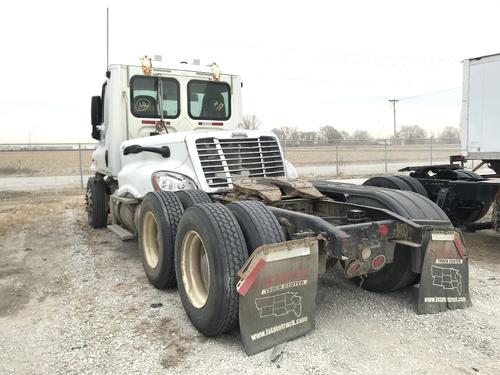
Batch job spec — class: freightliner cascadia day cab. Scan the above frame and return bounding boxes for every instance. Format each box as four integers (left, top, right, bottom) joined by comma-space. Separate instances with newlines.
86, 57, 471, 355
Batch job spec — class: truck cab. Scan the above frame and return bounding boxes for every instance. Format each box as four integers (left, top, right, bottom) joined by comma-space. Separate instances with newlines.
90, 58, 290, 198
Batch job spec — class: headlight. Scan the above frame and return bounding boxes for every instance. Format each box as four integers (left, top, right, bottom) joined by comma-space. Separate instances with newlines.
284, 160, 298, 179
151, 171, 197, 192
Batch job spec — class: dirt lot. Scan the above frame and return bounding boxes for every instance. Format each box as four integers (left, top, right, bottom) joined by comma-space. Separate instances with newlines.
0, 144, 459, 176
0, 189, 499, 374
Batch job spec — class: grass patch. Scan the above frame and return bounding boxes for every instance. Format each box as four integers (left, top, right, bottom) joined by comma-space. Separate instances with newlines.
0, 166, 35, 176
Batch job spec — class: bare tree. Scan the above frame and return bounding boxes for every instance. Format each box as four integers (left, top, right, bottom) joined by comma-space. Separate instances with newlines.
239, 114, 262, 130
319, 126, 343, 143
340, 130, 350, 140
438, 126, 460, 144
271, 126, 294, 141
396, 125, 427, 144
352, 130, 372, 141
298, 131, 317, 143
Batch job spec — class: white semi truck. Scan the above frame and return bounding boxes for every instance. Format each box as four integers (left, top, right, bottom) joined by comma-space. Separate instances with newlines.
87, 57, 471, 354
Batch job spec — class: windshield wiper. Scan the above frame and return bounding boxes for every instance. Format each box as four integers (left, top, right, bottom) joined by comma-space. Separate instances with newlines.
123, 145, 170, 158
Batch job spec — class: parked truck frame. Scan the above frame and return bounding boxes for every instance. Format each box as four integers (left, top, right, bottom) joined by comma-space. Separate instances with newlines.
363, 53, 500, 231
86, 57, 471, 354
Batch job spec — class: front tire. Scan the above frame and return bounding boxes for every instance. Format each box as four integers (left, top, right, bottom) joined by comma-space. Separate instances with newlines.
86, 176, 108, 228
175, 203, 248, 336
138, 191, 184, 289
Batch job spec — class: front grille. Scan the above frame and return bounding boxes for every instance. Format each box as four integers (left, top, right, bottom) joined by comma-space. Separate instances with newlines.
195, 136, 285, 188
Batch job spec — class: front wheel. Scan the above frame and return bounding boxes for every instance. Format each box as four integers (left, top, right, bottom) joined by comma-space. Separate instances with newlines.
175, 203, 248, 336
86, 176, 108, 228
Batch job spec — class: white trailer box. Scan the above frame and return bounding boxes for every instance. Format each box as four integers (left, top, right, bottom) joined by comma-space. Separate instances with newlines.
461, 53, 500, 173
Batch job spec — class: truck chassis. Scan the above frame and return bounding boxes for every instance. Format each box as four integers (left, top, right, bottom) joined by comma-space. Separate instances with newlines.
85, 58, 473, 355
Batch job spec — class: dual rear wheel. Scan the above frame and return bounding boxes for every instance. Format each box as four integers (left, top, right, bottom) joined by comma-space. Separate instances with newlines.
138, 191, 285, 335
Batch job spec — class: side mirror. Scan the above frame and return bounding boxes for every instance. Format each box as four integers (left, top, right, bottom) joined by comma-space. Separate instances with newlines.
91, 96, 102, 140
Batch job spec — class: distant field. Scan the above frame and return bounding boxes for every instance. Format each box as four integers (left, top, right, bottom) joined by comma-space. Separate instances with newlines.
284, 144, 459, 166
0, 145, 460, 176
0, 150, 93, 176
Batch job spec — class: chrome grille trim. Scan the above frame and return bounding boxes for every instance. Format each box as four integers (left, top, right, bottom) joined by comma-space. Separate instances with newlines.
194, 135, 285, 189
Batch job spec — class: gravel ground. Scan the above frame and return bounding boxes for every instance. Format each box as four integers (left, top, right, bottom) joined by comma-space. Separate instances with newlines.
0, 189, 499, 374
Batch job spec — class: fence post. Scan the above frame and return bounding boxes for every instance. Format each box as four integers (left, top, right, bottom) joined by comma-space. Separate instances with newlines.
430, 137, 433, 165
78, 143, 84, 188
384, 144, 388, 174
336, 145, 339, 176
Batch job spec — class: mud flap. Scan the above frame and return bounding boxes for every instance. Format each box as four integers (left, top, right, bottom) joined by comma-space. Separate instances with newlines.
237, 238, 319, 356
417, 231, 472, 314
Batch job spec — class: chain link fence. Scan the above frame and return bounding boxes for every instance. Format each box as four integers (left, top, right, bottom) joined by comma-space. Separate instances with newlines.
279, 138, 467, 177
0, 143, 95, 187
0, 139, 470, 186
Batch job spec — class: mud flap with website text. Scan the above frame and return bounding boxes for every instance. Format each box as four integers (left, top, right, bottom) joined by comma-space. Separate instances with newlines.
417, 231, 471, 314
237, 238, 319, 356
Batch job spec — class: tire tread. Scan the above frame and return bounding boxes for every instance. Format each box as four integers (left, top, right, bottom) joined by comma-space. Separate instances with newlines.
155, 191, 184, 288
177, 203, 247, 335
228, 201, 285, 253
199, 203, 246, 334
87, 176, 108, 228
394, 175, 429, 198
175, 190, 212, 209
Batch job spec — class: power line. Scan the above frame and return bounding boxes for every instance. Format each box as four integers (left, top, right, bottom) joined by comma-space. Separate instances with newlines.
397, 87, 461, 101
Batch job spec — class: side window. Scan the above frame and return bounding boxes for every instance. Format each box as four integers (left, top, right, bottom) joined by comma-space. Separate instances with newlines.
130, 76, 180, 118
188, 81, 231, 120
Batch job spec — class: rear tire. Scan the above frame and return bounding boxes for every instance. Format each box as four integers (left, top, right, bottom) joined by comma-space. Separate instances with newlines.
138, 191, 184, 289
175, 203, 248, 336
350, 244, 417, 293
363, 176, 412, 191
457, 202, 492, 224
175, 190, 212, 209
86, 176, 108, 228
227, 201, 286, 254
394, 175, 429, 198
347, 194, 419, 292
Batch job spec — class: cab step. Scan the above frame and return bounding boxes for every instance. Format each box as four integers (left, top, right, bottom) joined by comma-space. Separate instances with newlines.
107, 224, 135, 240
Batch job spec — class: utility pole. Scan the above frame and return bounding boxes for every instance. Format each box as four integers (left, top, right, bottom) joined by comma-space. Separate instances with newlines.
388, 99, 399, 143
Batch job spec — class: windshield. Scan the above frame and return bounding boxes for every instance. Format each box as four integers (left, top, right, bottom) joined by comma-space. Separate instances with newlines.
130, 76, 180, 118
188, 80, 231, 120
